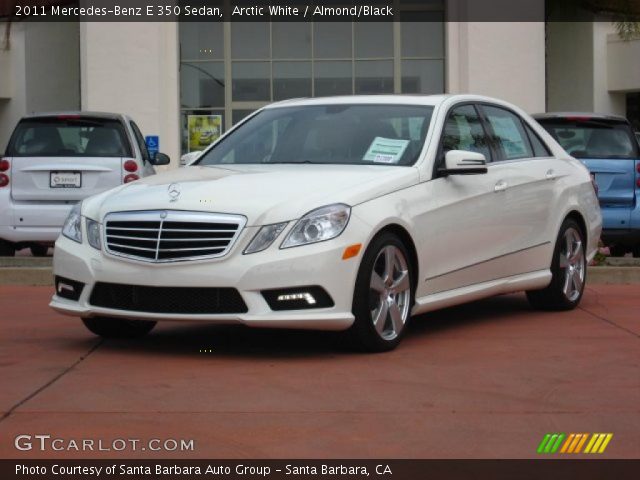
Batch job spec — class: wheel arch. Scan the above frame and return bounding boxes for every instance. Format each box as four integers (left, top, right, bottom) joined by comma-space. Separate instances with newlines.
370, 223, 420, 290
565, 210, 588, 246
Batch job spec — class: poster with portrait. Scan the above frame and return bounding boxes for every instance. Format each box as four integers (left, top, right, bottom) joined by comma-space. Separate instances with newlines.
187, 115, 222, 152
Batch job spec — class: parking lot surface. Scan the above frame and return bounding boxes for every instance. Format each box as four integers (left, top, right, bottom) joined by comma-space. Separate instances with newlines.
0, 285, 638, 459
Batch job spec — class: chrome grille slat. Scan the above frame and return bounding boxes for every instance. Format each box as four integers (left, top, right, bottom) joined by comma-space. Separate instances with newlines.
104, 210, 246, 263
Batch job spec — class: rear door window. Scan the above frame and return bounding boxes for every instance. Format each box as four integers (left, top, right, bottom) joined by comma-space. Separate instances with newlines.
536, 117, 639, 159
7, 117, 131, 157
481, 105, 533, 161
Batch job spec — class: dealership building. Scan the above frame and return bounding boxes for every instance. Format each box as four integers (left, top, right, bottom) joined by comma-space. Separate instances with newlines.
1, 2, 640, 164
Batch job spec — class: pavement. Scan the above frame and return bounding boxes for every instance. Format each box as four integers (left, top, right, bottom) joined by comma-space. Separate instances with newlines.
0, 284, 638, 459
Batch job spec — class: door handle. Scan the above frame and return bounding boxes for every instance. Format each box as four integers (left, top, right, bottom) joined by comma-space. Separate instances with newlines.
545, 169, 557, 180
494, 180, 508, 192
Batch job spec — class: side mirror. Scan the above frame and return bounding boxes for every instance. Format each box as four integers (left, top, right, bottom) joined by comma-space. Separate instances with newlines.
439, 150, 488, 175
151, 152, 171, 166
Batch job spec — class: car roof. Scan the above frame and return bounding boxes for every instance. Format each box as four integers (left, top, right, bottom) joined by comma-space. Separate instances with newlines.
21, 111, 126, 120
533, 112, 629, 122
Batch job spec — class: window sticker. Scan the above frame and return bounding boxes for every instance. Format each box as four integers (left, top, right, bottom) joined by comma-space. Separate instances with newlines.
363, 137, 410, 164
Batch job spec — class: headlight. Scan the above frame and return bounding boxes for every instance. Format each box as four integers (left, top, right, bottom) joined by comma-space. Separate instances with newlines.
244, 222, 288, 254
86, 218, 101, 250
281, 204, 351, 249
61, 203, 82, 244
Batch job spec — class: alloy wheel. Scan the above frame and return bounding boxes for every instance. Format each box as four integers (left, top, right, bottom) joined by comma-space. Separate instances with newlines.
559, 227, 585, 302
369, 245, 411, 340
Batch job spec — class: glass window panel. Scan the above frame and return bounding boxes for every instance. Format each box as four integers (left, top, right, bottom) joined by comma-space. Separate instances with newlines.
232, 62, 270, 101
233, 110, 256, 125
231, 23, 269, 59
180, 62, 225, 108
401, 59, 444, 94
314, 61, 352, 97
400, 16, 444, 58
272, 23, 311, 59
313, 22, 352, 59
354, 23, 393, 58
180, 109, 224, 154
482, 105, 534, 160
180, 22, 224, 60
355, 61, 393, 94
273, 62, 312, 101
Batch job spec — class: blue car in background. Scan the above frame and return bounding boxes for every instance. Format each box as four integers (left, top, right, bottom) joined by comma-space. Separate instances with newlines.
535, 113, 640, 257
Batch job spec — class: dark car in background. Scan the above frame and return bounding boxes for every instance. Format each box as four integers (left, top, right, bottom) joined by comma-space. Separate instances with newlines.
535, 113, 640, 257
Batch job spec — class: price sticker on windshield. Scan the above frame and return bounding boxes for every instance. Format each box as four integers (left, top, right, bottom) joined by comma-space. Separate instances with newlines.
363, 137, 410, 164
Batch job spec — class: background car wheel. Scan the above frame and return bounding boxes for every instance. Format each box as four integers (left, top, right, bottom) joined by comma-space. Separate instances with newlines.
632, 245, 640, 258
82, 317, 156, 339
30, 245, 49, 257
526, 218, 586, 310
348, 232, 415, 352
0, 239, 16, 257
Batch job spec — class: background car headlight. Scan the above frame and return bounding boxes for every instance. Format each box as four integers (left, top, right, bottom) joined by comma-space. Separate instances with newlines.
244, 222, 288, 254
281, 204, 351, 248
61, 203, 82, 244
86, 218, 101, 250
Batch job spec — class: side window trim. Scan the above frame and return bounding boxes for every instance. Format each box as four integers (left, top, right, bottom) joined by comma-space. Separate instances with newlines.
523, 121, 552, 157
130, 121, 150, 163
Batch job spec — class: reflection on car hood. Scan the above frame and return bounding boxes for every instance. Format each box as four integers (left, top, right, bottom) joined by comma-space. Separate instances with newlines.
84, 164, 419, 225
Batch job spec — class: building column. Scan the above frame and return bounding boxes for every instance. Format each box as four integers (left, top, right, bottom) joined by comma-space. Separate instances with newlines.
446, 21, 546, 113
80, 22, 180, 167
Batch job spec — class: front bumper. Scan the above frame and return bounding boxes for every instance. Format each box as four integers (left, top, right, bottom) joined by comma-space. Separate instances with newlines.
49, 221, 364, 331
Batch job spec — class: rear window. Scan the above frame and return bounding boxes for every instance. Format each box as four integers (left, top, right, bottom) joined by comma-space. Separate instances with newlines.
537, 117, 639, 159
7, 117, 131, 157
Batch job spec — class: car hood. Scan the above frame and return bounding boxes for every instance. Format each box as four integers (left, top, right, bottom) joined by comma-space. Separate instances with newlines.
83, 164, 419, 225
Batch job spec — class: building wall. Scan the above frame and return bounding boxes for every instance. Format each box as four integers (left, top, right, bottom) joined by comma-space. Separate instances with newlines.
447, 22, 546, 113
80, 22, 181, 167
0, 22, 27, 152
0, 21, 80, 153
547, 21, 626, 116
25, 22, 80, 113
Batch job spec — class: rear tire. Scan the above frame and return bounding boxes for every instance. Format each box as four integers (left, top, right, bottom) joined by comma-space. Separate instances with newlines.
82, 317, 156, 339
0, 240, 16, 257
347, 232, 415, 352
526, 218, 586, 310
30, 245, 49, 257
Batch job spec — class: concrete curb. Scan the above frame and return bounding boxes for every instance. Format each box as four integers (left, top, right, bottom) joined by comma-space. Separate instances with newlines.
1, 264, 640, 287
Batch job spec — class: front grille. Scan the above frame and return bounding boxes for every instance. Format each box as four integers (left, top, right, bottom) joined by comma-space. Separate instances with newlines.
104, 210, 246, 262
89, 282, 248, 314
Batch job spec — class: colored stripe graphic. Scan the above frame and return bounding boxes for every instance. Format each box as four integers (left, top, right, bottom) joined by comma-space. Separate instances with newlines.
540, 433, 613, 454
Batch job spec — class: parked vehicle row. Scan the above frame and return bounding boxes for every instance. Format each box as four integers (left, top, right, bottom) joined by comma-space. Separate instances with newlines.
0, 113, 166, 257
48, 95, 602, 351
534, 113, 640, 257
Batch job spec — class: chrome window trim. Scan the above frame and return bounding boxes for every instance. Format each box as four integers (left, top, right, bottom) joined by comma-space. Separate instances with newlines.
103, 210, 247, 263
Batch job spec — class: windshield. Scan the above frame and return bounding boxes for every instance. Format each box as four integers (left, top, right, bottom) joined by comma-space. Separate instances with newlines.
196, 104, 434, 167
7, 117, 131, 157
537, 118, 639, 159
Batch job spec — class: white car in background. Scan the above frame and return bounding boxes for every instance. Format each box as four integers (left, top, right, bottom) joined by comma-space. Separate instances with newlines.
0, 112, 164, 256
50, 95, 601, 351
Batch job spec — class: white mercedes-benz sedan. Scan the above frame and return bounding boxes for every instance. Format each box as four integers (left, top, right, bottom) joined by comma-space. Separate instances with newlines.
50, 95, 602, 351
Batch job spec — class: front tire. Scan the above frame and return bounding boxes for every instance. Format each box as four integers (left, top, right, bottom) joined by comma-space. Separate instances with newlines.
82, 317, 156, 339
527, 218, 586, 310
348, 232, 414, 352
